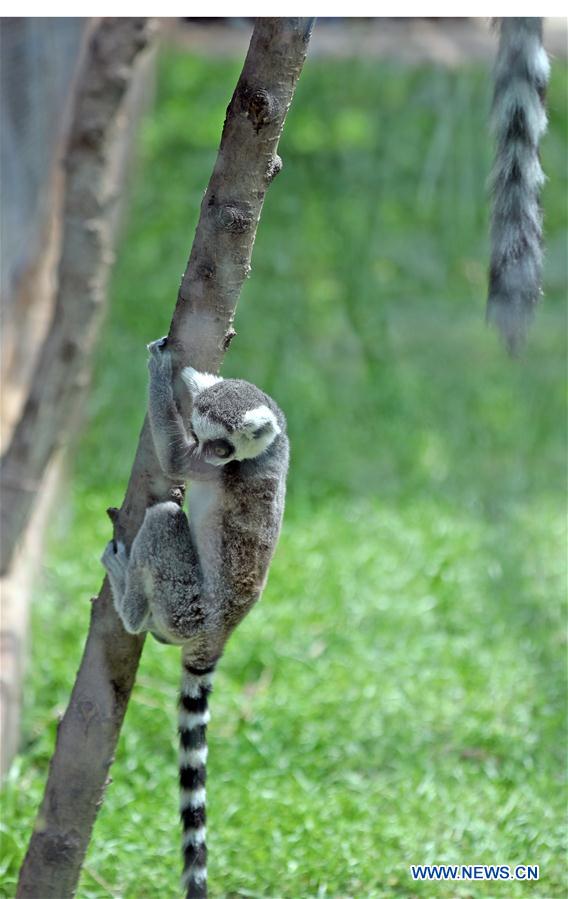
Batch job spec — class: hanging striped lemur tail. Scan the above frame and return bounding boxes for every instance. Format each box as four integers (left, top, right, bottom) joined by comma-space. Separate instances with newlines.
487, 17, 550, 352
178, 657, 215, 899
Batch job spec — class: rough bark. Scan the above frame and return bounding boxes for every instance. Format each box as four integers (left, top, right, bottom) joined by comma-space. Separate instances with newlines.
16, 18, 314, 898
0, 18, 153, 576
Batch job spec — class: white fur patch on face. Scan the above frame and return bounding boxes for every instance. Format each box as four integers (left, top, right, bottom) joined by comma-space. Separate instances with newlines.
233, 405, 280, 461
191, 403, 280, 465
181, 366, 223, 398
191, 409, 227, 443
242, 405, 279, 436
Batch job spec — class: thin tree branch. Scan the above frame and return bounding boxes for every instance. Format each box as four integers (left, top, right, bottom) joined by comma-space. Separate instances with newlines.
16, 18, 314, 898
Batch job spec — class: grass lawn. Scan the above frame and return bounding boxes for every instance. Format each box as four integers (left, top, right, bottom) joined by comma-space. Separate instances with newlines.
1, 49, 566, 898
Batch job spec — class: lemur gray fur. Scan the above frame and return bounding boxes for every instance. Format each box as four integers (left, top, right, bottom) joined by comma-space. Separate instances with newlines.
488, 17, 550, 352
102, 337, 289, 898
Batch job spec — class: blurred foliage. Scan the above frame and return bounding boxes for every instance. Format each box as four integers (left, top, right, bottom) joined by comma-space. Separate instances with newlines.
1, 51, 566, 899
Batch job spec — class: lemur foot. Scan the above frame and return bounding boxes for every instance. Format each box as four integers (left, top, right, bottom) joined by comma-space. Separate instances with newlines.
101, 539, 128, 578
147, 335, 169, 354
147, 336, 172, 377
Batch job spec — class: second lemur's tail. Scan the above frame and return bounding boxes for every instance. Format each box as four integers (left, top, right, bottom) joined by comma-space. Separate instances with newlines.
179, 658, 215, 899
487, 18, 550, 352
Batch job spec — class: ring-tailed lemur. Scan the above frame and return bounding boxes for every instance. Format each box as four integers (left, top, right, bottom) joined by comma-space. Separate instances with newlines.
102, 337, 289, 898
488, 17, 550, 351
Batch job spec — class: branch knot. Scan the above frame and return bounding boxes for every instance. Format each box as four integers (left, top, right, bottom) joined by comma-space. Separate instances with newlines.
266, 155, 283, 183
215, 202, 254, 234
248, 89, 277, 132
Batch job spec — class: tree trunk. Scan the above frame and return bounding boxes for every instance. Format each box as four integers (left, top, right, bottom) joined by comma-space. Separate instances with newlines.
0, 17, 154, 779
16, 18, 314, 898
0, 18, 153, 577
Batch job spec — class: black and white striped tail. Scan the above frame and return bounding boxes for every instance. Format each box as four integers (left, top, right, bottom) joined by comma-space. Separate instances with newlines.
179, 660, 214, 899
487, 18, 550, 352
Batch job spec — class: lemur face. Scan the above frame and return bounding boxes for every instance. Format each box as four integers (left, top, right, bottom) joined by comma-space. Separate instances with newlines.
182, 367, 281, 465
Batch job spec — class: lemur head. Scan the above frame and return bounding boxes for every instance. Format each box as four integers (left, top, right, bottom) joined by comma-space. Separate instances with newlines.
181, 367, 282, 466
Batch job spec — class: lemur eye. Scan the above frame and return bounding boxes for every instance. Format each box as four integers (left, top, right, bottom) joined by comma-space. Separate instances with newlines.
208, 439, 233, 459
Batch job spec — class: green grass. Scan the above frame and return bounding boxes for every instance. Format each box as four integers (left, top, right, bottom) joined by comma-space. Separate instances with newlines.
1, 50, 566, 899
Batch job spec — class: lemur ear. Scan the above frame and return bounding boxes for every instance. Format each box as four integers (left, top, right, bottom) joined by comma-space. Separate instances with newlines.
242, 405, 281, 441
181, 366, 223, 398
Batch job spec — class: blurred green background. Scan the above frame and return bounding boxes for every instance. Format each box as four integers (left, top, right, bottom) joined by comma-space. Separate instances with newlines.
1, 49, 566, 898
